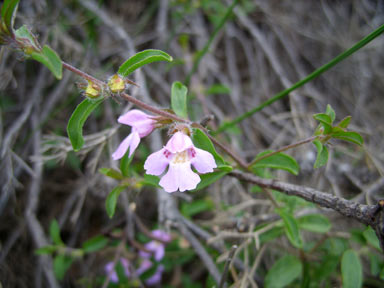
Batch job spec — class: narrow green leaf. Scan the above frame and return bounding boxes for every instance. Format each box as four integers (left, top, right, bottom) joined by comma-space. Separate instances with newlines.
363, 226, 381, 250
259, 226, 284, 245
53, 255, 73, 280
181, 198, 214, 217
171, 81, 188, 118
35, 245, 57, 255
215, 24, 384, 134
313, 140, 328, 169
265, 255, 302, 288
31, 45, 63, 79
140, 174, 160, 188
82, 235, 109, 253
325, 104, 336, 122
99, 168, 123, 180
277, 209, 302, 248
193, 168, 231, 191
1, 0, 19, 33
332, 131, 364, 146
105, 186, 126, 218
313, 113, 332, 134
369, 253, 381, 276
204, 84, 231, 95
250, 150, 299, 175
49, 219, 64, 245
312, 114, 332, 125
67, 98, 104, 151
120, 149, 134, 177
341, 249, 362, 288
298, 214, 331, 233
192, 128, 225, 166
118, 49, 173, 77
337, 116, 352, 129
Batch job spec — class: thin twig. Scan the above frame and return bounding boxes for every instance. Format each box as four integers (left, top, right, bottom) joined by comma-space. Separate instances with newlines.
218, 245, 238, 288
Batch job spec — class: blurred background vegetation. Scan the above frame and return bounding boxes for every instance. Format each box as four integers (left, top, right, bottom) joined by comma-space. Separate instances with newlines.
1, 0, 384, 287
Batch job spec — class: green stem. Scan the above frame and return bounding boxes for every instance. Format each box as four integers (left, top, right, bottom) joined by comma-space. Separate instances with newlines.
247, 136, 317, 168
215, 23, 384, 134
184, 0, 239, 86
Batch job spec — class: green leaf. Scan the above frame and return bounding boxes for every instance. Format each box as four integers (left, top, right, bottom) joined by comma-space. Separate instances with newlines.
204, 84, 231, 95
105, 186, 126, 218
325, 104, 336, 122
313, 113, 332, 134
67, 98, 104, 151
53, 255, 73, 280
332, 131, 364, 146
31, 45, 63, 79
277, 209, 302, 248
82, 235, 108, 253
363, 226, 381, 250
265, 255, 302, 288
337, 116, 351, 129
99, 168, 123, 180
313, 140, 329, 169
259, 226, 284, 245
193, 167, 231, 191
120, 148, 134, 177
298, 214, 331, 233
341, 249, 362, 288
192, 128, 225, 166
1, 0, 19, 33
250, 150, 299, 175
118, 49, 173, 77
49, 219, 64, 245
181, 198, 214, 217
140, 174, 160, 188
35, 245, 57, 255
171, 81, 188, 118
369, 253, 381, 276
14, 25, 40, 50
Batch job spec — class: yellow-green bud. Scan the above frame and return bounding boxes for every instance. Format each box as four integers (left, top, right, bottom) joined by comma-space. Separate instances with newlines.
108, 74, 125, 93
85, 81, 101, 99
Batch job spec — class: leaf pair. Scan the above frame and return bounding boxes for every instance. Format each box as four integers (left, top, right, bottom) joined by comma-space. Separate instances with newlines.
312, 104, 364, 168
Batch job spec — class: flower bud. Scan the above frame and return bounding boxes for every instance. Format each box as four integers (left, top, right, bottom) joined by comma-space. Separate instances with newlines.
108, 74, 126, 93
84, 81, 101, 99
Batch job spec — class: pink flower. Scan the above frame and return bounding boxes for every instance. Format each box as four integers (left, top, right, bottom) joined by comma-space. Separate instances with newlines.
112, 110, 155, 160
139, 230, 171, 261
144, 131, 217, 192
104, 258, 131, 283
136, 259, 164, 286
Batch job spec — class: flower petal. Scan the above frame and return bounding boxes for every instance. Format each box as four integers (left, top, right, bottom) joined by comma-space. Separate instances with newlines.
104, 262, 119, 283
165, 132, 194, 153
154, 244, 165, 261
144, 148, 170, 176
159, 162, 200, 192
112, 130, 141, 160
136, 259, 153, 275
118, 110, 154, 137
190, 147, 217, 173
151, 230, 171, 242
145, 265, 164, 286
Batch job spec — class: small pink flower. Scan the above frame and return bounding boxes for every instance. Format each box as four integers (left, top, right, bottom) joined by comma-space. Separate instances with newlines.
136, 259, 164, 286
139, 230, 171, 261
145, 265, 164, 286
112, 110, 155, 160
104, 258, 131, 283
144, 132, 217, 192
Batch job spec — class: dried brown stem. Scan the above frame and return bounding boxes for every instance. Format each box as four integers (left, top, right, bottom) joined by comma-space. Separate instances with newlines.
229, 170, 384, 252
